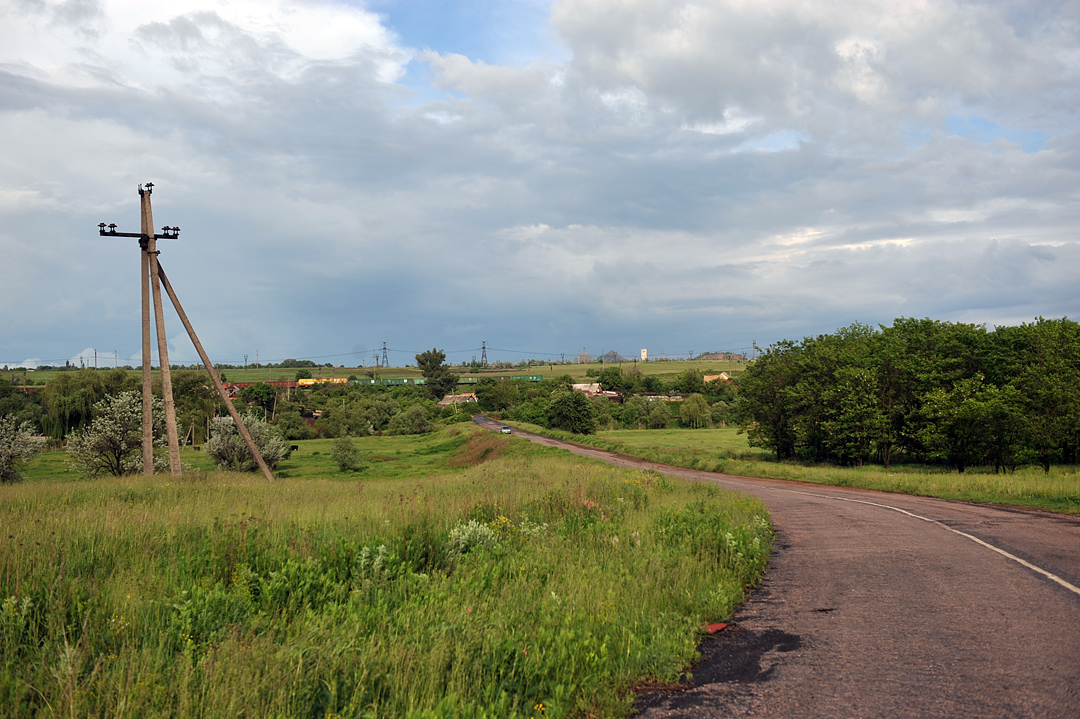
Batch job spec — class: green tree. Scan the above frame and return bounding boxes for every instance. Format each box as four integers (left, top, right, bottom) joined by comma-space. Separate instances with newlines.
597, 366, 628, 391
710, 400, 737, 427
239, 383, 277, 412
647, 401, 671, 429
619, 395, 650, 429
590, 395, 614, 430
545, 391, 597, 434
168, 370, 219, 444
66, 391, 166, 477
272, 400, 314, 440
916, 376, 995, 473
680, 394, 711, 429
738, 341, 800, 459
1010, 318, 1080, 471
387, 404, 433, 435
0, 415, 46, 483
673, 368, 706, 396
475, 378, 523, 412
821, 366, 886, 466
415, 348, 458, 400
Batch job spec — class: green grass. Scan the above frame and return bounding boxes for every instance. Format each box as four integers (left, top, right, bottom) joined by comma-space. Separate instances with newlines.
2, 426, 771, 718
506, 424, 1080, 516
8, 359, 746, 389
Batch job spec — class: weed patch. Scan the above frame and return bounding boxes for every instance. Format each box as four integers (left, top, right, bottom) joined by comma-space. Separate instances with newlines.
1, 427, 771, 718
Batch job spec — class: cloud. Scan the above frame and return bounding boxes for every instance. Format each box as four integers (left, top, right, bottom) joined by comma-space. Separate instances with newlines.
0, 0, 1078, 367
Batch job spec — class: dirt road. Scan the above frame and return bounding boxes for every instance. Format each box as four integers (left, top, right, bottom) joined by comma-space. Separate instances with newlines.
476, 419, 1080, 718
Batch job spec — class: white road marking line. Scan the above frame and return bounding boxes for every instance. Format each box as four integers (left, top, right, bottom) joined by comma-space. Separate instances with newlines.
790, 490, 1080, 599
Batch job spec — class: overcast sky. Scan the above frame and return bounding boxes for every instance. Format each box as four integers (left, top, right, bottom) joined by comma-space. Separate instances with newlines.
1, 0, 1077, 369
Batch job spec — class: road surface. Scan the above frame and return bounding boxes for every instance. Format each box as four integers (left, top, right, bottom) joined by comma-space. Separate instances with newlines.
475, 419, 1080, 718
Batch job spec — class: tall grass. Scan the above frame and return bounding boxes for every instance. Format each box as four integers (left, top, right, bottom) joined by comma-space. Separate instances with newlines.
1, 427, 771, 718
513, 424, 1080, 515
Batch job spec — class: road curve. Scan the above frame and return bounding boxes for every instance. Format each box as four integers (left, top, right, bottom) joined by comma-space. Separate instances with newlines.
475, 419, 1080, 718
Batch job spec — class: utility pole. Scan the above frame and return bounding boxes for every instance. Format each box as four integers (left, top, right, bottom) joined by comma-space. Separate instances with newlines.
100, 183, 273, 482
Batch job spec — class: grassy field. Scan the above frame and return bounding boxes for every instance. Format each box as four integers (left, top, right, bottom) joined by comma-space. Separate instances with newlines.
8, 359, 746, 388
506, 425, 1080, 516
2, 426, 771, 718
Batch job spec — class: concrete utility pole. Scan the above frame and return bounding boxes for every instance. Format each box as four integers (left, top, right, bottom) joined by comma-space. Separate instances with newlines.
100, 183, 273, 482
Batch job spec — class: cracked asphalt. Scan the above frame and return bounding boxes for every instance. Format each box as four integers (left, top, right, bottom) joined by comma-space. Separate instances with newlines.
475, 419, 1080, 718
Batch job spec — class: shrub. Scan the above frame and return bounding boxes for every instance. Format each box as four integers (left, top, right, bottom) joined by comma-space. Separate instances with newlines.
445, 519, 498, 559
205, 413, 288, 472
387, 405, 432, 435
331, 435, 362, 472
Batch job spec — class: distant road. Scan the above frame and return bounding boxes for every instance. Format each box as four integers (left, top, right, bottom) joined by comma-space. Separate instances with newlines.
475, 418, 1080, 718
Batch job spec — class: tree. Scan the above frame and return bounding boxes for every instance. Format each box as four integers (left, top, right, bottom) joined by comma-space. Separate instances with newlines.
415, 348, 458, 400
619, 395, 650, 429
66, 391, 166, 477
239, 383, 277, 412
168, 370, 219, 444
295, 369, 313, 381
680, 393, 711, 428
206, 414, 288, 472
545, 390, 597, 434
0, 416, 46, 483
386, 404, 433, 435
737, 341, 800, 458
673, 368, 706, 396
272, 400, 314, 440
647, 401, 671, 429
821, 366, 886, 466
916, 376, 995, 473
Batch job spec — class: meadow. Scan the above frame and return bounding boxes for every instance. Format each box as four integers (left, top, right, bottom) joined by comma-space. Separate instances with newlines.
2, 426, 771, 718
7, 359, 746, 388
509, 425, 1080, 516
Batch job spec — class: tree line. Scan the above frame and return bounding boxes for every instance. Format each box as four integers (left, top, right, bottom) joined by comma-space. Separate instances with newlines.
737, 317, 1080, 472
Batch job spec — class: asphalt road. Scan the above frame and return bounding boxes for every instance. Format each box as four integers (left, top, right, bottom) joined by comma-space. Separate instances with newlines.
475, 419, 1080, 718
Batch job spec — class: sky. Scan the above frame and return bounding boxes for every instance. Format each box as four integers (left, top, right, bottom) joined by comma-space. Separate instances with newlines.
1, 0, 1077, 369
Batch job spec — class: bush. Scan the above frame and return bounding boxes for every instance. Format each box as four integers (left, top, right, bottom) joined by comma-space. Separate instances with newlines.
545, 390, 597, 434
205, 413, 288, 472
331, 436, 362, 472
0, 415, 46, 483
387, 405, 432, 435
445, 520, 499, 559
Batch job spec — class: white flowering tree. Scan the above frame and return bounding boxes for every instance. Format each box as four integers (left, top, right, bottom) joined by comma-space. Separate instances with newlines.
0, 415, 47, 483
66, 391, 167, 477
